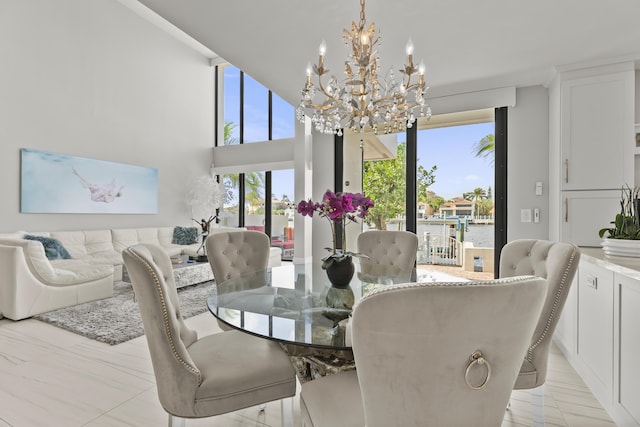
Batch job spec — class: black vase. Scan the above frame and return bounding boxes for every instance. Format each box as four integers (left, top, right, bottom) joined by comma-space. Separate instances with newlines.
325, 256, 355, 288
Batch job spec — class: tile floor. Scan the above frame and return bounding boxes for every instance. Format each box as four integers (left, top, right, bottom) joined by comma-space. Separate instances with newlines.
0, 313, 616, 426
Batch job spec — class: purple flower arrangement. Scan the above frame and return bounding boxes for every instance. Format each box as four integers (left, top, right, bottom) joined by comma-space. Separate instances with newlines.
297, 189, 374, 268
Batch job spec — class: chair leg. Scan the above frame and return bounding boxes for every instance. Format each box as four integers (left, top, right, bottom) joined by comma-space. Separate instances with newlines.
168, 414, 186, 427
281, 396, 294, 427
531, 385, 545, 427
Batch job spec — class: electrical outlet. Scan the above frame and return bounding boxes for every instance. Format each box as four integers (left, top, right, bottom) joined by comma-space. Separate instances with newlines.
521, 209, 532, 223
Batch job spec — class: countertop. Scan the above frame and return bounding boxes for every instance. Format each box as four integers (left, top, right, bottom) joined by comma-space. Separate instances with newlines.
579, 246, 640, 280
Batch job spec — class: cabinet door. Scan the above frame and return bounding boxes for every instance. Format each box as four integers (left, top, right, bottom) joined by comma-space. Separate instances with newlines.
561, 71, 634, 190
615, 273, 640, 424
561, 190, 622, 247
554, 274, 578, 355
577, 262, 614, 402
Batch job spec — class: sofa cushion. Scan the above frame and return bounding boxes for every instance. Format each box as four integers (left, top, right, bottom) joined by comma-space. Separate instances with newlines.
111, 229, 140, 253
172, 226, 199, 245
81, 251, 123, 266
24, 235, 71, 260
48, 259, 114, 285
52, 230, 115, 256
49, 231, 89, 258
158, 226, 179, 246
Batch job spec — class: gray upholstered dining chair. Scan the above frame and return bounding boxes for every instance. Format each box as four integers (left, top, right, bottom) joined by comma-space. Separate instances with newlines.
205, 230, 271, 330
122, 244, 296, 427
357, 230, 419, 282
206, 230, 270, 283
300, 275, 547, 427
499, 239, 580, 425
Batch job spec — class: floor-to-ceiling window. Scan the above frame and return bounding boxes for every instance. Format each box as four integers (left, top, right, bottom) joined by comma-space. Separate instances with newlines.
271, 169, 295, 260
362, 140, 408, 232
217, 64, 295, 257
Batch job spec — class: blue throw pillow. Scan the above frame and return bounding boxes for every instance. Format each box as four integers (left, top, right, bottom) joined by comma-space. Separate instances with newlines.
172, 226, 199, 245
23, 234, 72, 260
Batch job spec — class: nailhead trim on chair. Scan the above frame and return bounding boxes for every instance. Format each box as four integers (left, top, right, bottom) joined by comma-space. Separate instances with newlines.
125, 247, 202, 385
362, 275, 539, 303
524, 244, 578, 363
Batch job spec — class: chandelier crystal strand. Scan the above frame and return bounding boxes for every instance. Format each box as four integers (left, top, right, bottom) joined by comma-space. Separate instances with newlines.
297, 0, 431, 135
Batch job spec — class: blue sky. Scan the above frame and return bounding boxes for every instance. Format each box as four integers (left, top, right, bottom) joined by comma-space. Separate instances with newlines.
224, 66, 494, 202
402, 123, 495, 200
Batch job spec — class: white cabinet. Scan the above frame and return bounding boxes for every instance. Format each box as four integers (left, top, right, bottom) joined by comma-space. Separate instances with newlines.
560, 70, 635, 191
551, 63, 636, 245
561, 190, 621, 247
554, 250, 640, 426
615, 273, 640, 424
577, 261, 614, 403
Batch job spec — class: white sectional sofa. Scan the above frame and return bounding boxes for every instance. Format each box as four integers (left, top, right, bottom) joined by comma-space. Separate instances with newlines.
0, 226, 282, 320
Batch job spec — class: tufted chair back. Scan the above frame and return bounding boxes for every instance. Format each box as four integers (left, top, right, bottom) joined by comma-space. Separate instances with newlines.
499, 239, 580, 389
357, 230, 419, 282
300, 276, 547, 427
206, 230, 270, 283
122, 244, 200, 416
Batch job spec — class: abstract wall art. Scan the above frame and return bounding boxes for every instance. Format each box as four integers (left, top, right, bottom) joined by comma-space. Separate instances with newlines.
20, 148, 158, 214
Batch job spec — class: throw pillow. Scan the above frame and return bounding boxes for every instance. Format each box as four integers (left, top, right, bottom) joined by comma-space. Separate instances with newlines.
23, 234, 72, 260
172, 226, 199, 245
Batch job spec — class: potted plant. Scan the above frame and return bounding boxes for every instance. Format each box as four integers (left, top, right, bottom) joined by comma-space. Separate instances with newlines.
598, 184, 640, 257
296, 189, 374, 287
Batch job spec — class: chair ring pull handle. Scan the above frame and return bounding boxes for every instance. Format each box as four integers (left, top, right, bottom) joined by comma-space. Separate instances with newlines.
465, 350, 491, 390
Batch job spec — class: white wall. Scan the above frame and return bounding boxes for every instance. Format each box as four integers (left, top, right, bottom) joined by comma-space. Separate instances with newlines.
507, 85, 550, 241
0, 0, 213, 232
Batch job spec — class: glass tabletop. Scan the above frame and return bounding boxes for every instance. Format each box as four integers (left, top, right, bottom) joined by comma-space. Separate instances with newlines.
206, 262, 433, 350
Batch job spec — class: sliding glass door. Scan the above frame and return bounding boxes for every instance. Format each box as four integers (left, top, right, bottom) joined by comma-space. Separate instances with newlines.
362, 108, 501, 280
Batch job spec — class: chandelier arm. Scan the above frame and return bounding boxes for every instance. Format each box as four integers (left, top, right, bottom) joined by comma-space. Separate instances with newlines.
316, 75, 341, 106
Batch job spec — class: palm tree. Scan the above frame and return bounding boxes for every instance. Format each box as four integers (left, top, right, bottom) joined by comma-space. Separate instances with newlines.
221, 121, 264, 210
244, 171, 265, 212
472, 134, 494, 165
224, 121, 239, 146
464, 187, 487, 219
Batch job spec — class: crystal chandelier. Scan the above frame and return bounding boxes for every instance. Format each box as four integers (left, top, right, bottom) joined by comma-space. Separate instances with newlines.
296, 0, 431, 136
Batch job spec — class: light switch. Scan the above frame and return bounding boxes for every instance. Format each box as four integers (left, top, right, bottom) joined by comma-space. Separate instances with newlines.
535, 182, 543, 196
521, 209, 532, 223
534, 208, 540, 223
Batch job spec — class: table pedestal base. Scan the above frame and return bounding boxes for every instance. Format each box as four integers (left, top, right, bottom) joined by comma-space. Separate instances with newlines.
280, 344, 355, 383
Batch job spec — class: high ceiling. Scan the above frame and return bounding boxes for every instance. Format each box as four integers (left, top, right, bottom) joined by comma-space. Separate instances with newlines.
132, 0, 640, 106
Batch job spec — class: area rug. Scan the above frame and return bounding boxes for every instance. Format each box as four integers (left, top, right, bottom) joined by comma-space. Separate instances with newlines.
34, 280, 214, 345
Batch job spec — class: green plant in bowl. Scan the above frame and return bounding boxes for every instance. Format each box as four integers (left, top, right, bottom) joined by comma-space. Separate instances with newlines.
598, 185, 640, 240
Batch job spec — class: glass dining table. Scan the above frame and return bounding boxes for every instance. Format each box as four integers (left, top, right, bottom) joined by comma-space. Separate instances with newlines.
206, 261, 442, 381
